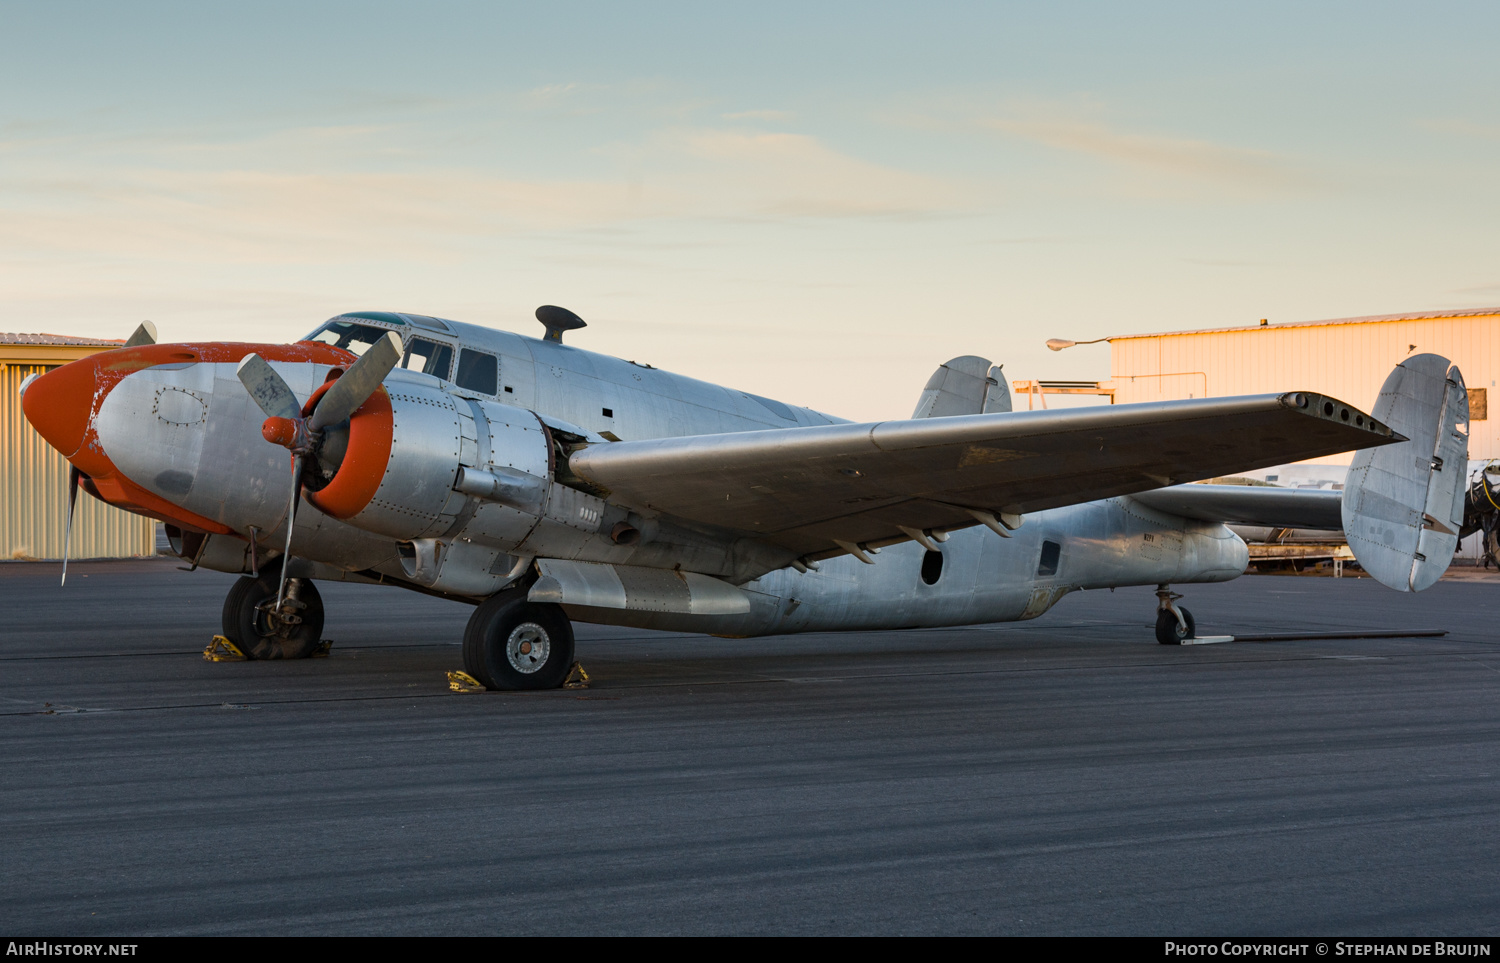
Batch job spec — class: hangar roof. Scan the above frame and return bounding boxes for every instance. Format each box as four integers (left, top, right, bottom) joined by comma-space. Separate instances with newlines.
1, 333, 131, 366
0, 333, 124, 346
1112, 307, 1500, 342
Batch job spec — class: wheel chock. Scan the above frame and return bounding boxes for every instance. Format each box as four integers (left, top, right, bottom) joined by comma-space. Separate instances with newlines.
562, 661, 590, 690
203, 636, 248, 662
447, 670, 486, 693
312, 639, 333, 658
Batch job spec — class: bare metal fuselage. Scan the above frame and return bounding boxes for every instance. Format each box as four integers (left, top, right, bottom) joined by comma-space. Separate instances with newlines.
88, 319, 1248, 636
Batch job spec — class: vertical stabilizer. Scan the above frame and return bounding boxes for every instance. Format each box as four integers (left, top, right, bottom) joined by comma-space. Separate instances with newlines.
912, 356, 1006, 418
1342, 354, 1469, 592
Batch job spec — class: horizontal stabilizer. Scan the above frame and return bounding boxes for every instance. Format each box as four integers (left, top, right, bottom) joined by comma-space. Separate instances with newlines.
1131, 484, 1343, 530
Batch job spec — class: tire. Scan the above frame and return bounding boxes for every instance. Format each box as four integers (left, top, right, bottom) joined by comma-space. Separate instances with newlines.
462, 589, 575, 691
1155, 606, 1196, 645
221, 570, 326, 660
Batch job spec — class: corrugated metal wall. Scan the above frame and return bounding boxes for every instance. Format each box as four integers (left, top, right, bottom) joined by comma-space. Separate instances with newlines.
1111, 314, 1499, 464
2, 363, 157, 559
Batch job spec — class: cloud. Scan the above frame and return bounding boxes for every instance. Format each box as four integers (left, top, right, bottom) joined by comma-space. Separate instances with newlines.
0, 113, 966, 270
1418, 118, 1500, 141
668, 127, 960, 218
722, 109, 794, 122
0, 136, 955, 265
0, 168, 660, 264
981, 115, 1316, 193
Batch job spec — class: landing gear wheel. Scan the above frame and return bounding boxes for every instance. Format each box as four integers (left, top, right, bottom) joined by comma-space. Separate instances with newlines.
221, 570, 326, 660
462, 589, 575, 691
1155, 606, 1196, 645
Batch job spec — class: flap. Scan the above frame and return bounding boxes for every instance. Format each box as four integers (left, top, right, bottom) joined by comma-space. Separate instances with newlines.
569, 391, 1402, 560
528, 559, 751, 615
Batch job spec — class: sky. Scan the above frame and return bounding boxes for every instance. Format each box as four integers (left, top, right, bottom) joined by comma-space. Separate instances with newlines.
3, 2, 1498, 420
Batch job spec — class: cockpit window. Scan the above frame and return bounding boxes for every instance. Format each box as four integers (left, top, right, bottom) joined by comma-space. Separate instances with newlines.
400, 314, 453, 334
402, 337, 454, 380
303, 321, 396, 356
456, 348, 498, 395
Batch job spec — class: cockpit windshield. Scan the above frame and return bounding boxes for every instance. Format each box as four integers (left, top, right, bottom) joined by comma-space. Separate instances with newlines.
303, 321, 398, 357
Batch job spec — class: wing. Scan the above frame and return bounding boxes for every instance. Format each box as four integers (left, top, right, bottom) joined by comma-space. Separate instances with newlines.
568, 391, 1400, 560
1130, 484, 1344, 530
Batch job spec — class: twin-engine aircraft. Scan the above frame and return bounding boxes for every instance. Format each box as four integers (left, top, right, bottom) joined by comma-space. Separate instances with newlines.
20, 308, 1470, 689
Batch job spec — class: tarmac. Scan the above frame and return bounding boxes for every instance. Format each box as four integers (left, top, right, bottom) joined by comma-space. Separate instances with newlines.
2, 559, 1498, 935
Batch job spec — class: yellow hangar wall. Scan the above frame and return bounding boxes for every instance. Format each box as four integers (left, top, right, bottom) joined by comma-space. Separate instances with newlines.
2, 338, 157, 560
1109, 308, 1500, 465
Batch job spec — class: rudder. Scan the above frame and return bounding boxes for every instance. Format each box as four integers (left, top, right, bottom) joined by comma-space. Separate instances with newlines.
1342, 354, 1469, 591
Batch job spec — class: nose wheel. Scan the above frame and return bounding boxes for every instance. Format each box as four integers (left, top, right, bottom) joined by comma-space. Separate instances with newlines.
221, 566, 326, 659
1155, 584, 1196, 645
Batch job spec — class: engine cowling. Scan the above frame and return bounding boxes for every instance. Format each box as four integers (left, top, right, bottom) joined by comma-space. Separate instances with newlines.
307, 381, 552, 543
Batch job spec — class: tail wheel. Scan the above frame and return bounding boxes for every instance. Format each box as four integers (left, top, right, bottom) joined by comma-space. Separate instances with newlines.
462, 589, 575, 690
221, 570, 326, 660
1155, 606, 1196, 645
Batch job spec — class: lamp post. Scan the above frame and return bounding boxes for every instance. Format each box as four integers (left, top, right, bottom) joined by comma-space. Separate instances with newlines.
1046, 337, 1110, 351
1025, 336, 1117, 409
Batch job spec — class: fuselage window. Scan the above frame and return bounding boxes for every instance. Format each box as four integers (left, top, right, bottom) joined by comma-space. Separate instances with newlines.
403, 337, 454, 381
304, 321, 395, 356
456, 348, 499, 395
920, 550, 944, 585
1038, 540, 1061, 577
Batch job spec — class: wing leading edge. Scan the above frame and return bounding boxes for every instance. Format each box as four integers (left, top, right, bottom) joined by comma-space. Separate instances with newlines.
568, 391, 1401, 560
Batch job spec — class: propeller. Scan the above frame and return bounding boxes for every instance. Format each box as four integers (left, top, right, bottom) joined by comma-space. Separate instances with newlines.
58, 321, 156, 589
60, 465, 80, 587
123, 321, 157, 348
235, 331, 404, 613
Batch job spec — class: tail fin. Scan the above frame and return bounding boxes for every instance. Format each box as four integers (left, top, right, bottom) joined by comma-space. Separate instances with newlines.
912, 356, 1010, 418
1342, 354, 1470, 591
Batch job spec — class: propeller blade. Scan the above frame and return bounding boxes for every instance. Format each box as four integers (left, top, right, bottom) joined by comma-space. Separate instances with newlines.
123, 321, 158, 348
275, 454, 304, 614
61, 465, 79, 587
308, 331, 403, 431
236, 353, 304, 421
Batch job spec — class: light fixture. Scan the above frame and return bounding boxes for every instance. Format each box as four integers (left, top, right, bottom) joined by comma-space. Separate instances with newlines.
1046, 337, 1110, 351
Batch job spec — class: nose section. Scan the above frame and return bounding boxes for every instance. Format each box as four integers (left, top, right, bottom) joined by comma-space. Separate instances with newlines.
21, 356, 99, 458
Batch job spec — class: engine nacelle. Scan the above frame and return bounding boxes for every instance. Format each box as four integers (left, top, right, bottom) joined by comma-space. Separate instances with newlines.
308, 380, 552, 543
306, 379, 792, 590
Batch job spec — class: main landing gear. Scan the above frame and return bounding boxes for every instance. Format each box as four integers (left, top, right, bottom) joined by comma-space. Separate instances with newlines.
221, 564, 326, 660
1155, 584, 1196, 645
462, 587, 576, 690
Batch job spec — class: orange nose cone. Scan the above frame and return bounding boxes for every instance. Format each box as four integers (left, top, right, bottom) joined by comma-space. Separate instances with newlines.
21, 357, 98, 458
262, 416, 298, 448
